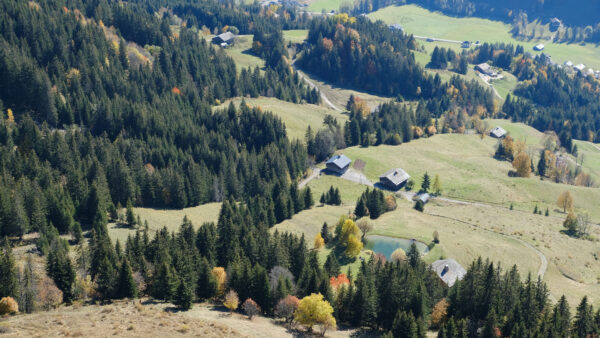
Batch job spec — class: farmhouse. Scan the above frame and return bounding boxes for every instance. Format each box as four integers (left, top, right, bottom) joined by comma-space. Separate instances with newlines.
379, 168, 410, 190
461, 41, 471, 48
475, 63, 494, 76
325, 154, 351, 174
431, 259, 466, 287
490, 126, 507, 138
212, 32, 235, 47
533, 44, 545, 51
574, 64, 586, 72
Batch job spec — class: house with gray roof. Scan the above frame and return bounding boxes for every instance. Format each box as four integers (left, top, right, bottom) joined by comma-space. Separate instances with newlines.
212, 32, 235, 47
490, 126, 507, 139
475, 63, 495, 76
326, 154, 351, 174
379, 168, 410, 190
431, 259, 466, 287
416, 193, 430, 204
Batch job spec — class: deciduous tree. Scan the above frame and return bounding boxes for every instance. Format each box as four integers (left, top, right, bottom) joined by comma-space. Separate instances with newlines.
557, 191, 573, 213
295, 293, 336, 333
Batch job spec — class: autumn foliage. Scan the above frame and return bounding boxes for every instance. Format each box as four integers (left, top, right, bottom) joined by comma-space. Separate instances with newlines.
274, 295, 299, 322
329, 273, 350, 292
0, 297, 19, 315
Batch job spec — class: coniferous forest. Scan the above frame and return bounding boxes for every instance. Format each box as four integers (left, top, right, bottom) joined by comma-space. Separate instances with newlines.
1, 0, 600, 337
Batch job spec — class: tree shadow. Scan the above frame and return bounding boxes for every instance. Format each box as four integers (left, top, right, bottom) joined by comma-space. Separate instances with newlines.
559, 229, 580, 239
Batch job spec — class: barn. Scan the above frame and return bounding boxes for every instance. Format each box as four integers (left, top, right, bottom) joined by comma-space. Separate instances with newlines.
325, 154, 351, 174
379, 168, 410, 190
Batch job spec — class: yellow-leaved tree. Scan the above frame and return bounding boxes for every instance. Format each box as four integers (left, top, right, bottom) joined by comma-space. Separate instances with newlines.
223, 290, 239, 313
557, 191, 573, 213
337, 219, 362, 258
294, 293, 336, 335
211, 267, 227, 296
512, 152, 531, 177
314, 233, 325, 250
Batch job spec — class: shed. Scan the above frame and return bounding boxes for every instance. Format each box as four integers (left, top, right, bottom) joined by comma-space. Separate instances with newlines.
475, 63, 494, 76
212, 32, 235, 46
325, 154, 351, 174
574, 64, 586, 72
533, 44, 545, 51
416, 193, 430, 204
490, 126, 507, 139
431, 259, 466, 287
461, 41, 471, 48
379, 168, 410, 190
564, 60, 573, 67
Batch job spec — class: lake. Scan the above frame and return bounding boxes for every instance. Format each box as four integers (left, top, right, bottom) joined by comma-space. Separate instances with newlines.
365, 235, 429, 259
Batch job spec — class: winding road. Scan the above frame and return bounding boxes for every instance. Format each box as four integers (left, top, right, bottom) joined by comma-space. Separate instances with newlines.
292, 64, 343, 111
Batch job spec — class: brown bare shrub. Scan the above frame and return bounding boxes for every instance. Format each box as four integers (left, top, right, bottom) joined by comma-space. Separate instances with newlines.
0, 297, 19, 315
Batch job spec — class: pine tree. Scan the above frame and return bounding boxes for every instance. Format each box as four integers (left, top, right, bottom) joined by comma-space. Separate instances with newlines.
46, 239, 76, 303
174, 279, 193, 310
196, 258, 217, 301
320, 223, 331, 243
126, 199, 136, 227
116, 258, 138, 299
421, 172, 430, 193
481, 308, 498, 338
324, 251, 340, 277
20, 255, 36, 313
354, 197, 367, 218
320, 193, 326, 205
0, 238, 19, 299
537, 149, 547, 177
572, 296, 595, 337
392, 310, 418, 338
96, 256, 117, 300
304, 187, 314, 209
152, 261, 177, 301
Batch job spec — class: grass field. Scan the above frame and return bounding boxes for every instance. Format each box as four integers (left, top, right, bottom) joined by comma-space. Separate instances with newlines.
307, 0, 351, 12
214, 97, 347, 141
221, 35, 265, 72
339, 130, 600, 222
283, 29, 309, 44
368, 5, 600, 70
108, 203, 222, 244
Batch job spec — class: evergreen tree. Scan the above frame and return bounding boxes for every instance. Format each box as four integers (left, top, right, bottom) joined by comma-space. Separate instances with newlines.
572, 296, 595, 337
320, 223, 331, 243
324, 251, 340, 277
152, 261, 177, 301
392, 310, 418, 338
538, 149, 547, 177
355, 197, 367, 218
0, 238, 19, 299
196, 258, 217, 300
174, 279, 193, 310
116, 258, 138, 299
126, 200, 136, 227
46, 239, 76, 303
421, 172, 431, 193
96, 256, 117, 300
304, 187, 314, 209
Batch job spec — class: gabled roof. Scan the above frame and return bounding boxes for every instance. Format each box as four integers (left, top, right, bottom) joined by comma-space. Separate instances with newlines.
476, 63, 491, 72
326, 154, 351, 169
379, 168, 410, 186
417, 193, 430, 203
490, 126, 506, 138
216, 32, 235, 42
431, 259, 466, 287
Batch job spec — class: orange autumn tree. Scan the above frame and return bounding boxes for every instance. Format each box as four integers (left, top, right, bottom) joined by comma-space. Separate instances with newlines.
171, 87, 182, 96
329, 273, 350, 292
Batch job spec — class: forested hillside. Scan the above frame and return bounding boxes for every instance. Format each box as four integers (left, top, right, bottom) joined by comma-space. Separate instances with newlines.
0, 0, 318, 238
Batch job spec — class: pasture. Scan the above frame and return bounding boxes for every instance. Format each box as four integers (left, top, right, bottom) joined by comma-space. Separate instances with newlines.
368, 5, 600, 70
214, 97, 347, 141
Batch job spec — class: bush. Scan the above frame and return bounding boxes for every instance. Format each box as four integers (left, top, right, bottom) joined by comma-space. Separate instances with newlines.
385, 195, 397, 211
0, 297, 19, 315
242, 298, 261, 319
274, 295, 299, 322
414, 200, 424, 212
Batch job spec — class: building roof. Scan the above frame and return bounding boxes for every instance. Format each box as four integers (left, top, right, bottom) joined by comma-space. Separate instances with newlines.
379, 168, 410, 186
574, 64, 586, 71
476, 63, 491, 72
389, 24, 403, 30
490, 126, 507, 138
216, 32, 235, 42
417, 193, 430, 203
326, 154, 351, 169
534, 44, 545, 51
551, 18, 562, 24
564, 60, 573, 67
431, 259, 467, 287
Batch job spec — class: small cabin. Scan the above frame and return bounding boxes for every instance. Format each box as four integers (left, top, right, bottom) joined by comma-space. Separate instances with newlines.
431, 259, 467, 287
475, 63, 495, 76
379, 168, 410, 191
490, 126, 507, 139
533, 44, 545, 51
325, 154, 351, 174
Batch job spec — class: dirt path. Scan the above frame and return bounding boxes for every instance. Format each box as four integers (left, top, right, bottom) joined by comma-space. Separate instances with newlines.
339, 168, 374, 187
292, 65, 343, 112
298, 167, 321, 188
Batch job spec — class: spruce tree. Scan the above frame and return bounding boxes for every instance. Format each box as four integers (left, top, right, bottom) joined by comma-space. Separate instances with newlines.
152, 261, 177, 301
324, 251, 340, 277
320, 223, 331, 243
572, 296, 595, 337
174, 279, 193, 310
537, 149, 547, 177
0, 238, 19, 299
196, 258, 217, 301
96, 256, 117, 300
303, 187, 314, 209
421, 172, 431, 193
116, 258, 138, 299
354, 197, 367, 218
46, 239, 76, 303
392, 310, 418, 338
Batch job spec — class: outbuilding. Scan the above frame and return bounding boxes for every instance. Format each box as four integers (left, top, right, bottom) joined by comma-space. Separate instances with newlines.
431, 259, 467, 287
475, 63, 495, 76
379, 168, 410, 190
490, 126, 507, 139
325, 154, 351, 174
533, 44, 545, 51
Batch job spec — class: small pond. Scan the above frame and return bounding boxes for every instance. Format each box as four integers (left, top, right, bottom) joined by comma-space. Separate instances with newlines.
365, 235, 429, 260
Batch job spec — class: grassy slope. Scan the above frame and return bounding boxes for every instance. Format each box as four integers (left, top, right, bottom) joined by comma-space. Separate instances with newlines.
222, 35, 265, 72
214, 97, 347, 141
368, 5, 600, 70
283, 29, 309, 44
340, 130, 600, 221
108, 203, 222, 244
